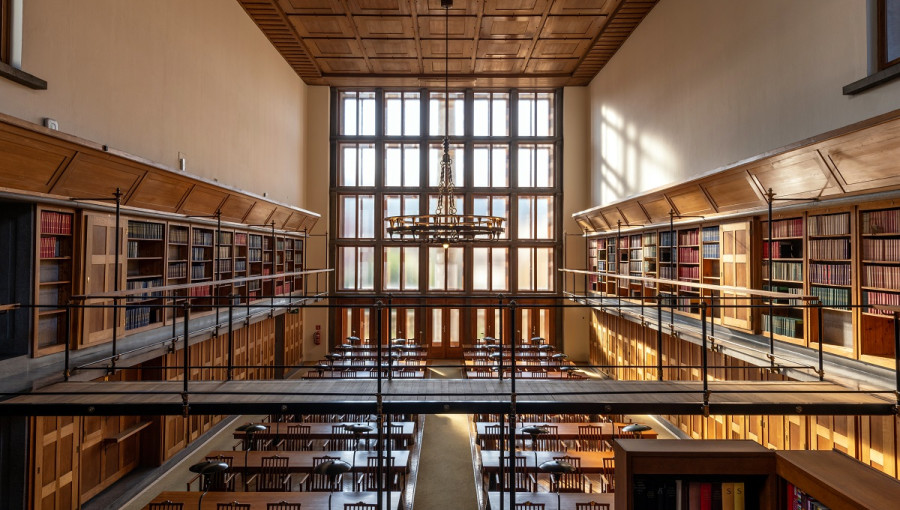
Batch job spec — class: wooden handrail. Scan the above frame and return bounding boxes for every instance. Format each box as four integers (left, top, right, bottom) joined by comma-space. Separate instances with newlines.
0, 303, 19, 312
75, 268, 333, 299
559, 268, 816, 301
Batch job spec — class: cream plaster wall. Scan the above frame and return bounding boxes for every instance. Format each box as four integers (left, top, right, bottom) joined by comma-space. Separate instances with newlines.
588, 0, 900, 206
302, 86, 331, 361
0, 0, 308, 206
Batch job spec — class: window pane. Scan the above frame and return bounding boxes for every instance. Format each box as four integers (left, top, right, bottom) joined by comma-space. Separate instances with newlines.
340, 247, 356, 289
405, 309, 416, 340
473, 147, 489, 187
428, 247, 446, 290
492, 95, 509, 136
341, 92, 358, 136
340, 196, 357, 238
518, 144, 554, 188
404, 146, 420, 187
449, 309, 460, 347
492, 147, 508, 187
518, 197, 533, 239
492, 248, 508, 290
358, 246, 375, 290
429, 92, 465, 136
536, 247, 553, 291
476, 309, 486, 338
429, 195, 464, 215
518, 247, 533, 291
518, 93, 534, 136
473, 95, 490, 137
359, 195, 375, 238
405, 95, 421, 136
447, 247, 464, 290
341, 146, 358, 186
385, 94, 402, 136
385, 145, 402, 186
341, 91, 376, 136
360, 92, 376, 136
518, 146, 534, 187
518, 92, 554, 137
536, 196, 554, 239
340, 144, 376, 187
429, 144, 465, 187
360, 145, 376, 186
473, 247, 489, 290
384, 247, 400, 290
431, 309, 442, 346
404, 247, 419, 290
473, 145, 508, 188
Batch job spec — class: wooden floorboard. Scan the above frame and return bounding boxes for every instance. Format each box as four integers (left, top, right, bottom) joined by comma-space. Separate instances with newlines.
0, 379, 894, 416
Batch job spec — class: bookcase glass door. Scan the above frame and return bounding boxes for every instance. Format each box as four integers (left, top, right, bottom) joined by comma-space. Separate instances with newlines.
81, 212, 125, 347
721, 221, 751, 330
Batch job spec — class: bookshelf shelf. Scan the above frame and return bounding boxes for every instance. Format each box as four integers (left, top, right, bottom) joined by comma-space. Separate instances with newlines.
762, 217, 805, 342
125, 220, 166, 331
35, 208, 75, 353
858, 206, 900, 359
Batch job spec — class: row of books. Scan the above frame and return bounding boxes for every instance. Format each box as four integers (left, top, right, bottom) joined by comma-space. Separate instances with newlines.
618, 237, 628, 249
630, 235, 641, 248
234, 232, 248, 246
702, 244, 720, 259
40, 211, 73, 235
191, 264, 208, 280
660, 266, 676, 279
191, 247, 209, 261
39, 237, 66, 258
216, 259, 233, 273
863, 265, 900, 289
862, 290, 900, 315
762, 314, 804, 337
766, 218, 804, 238
808, 213, 850, 236
217, 232, 232, 245
678, 247, 700, 264
169, 226, 188, 244
660, 231, 674, 247
809, 263, 851, 286
630, 261, 642, 272
861, 208, 900, 235
643, 232, 657, 244
643, 261, 657, 273
763, 261, 803, 281
189, 286, 211, 297
702, 226, 720, 242
808, 239, 850, 259
216, 246, 231, 258
810, 285, 850, 309
762, 240, 803, 259
168, 262, 187, 279
192, 230, 213, 246
763, 284, 802, 305
128, 221, 164, 240
125, 278, 163, 299
630, 247, 642, 259
125, 306, 157, 330
249, 235, 263, 248
643, 246, 657, 258
861, 238, 900, 261
249, 248, 263, 262
679, 229, 699, 245
678, 266, 700, 280
659, 251, 675, 264
786, 483, 830, 510
235, 260, 246, 272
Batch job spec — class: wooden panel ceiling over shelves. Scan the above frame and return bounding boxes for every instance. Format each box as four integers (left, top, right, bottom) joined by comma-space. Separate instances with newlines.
237, 0, 659, 87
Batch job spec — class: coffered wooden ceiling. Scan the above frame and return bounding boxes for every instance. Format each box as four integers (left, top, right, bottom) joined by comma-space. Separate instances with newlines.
237, 0, 658, 87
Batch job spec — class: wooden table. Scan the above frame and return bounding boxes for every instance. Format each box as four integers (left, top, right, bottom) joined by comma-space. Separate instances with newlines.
206, 450, 410, 474
303, 369, 425, 379
147, 491, 403, 509
475, 422, 658, 442
487, 491, 614, 509
465, 370, 571, 379
234, 422, 416, 445
481, 450, 614, 474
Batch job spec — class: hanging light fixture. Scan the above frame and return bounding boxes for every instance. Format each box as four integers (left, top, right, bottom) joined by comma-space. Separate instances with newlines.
385, 0, 504, 247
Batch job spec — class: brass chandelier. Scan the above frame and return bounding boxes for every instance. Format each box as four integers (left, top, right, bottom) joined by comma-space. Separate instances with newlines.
385, 0, 504, 247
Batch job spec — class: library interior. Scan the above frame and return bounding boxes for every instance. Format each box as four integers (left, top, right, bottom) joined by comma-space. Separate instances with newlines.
2, 0, 900, 509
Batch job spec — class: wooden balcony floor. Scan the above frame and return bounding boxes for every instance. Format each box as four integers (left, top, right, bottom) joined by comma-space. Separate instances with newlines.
1, 379, 894, 416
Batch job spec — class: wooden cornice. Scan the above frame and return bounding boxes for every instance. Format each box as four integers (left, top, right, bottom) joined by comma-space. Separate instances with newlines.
0, 113, 319, 233
574, 109, 900, 234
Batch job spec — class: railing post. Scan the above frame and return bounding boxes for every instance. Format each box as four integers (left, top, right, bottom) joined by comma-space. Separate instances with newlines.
656, 297, 663, 382
111, 188, 122, 373
227, 296, 235, 381
183, 301, 191, 394
818, 300, 824, 381
499, 412, 505, 510
701, 301, 709, 415
64, 301, 72, 381
376, 301, 383, 395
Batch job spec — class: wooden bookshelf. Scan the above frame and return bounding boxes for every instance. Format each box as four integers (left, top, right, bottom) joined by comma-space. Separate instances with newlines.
166, 223, 189, 320
642, 232, 657, 294
605, 235, 617, 295
617, 234, 630, 295
124, 220, 165, 332
761, 216, 805, 342
776, 450, 900, 510
858, 205, 900, 360
613, 439, 776, 510
701, 226, 721, 320
658, 228, 677, 310
807, 210, 853, 353
215, 229, 234, 302
35, 207, 75, 354
293, 236, 304, 293
629, 233, 643, 297
248, 233, 263, 299
677, 227, 701, 314
190, 226, 214, 310
233, 231, 248, 303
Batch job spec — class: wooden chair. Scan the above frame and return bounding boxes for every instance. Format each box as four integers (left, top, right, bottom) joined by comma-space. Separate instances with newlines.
188, 455, 235, 492
306, 456, 342, 491
343, 503, 377, 510
495, 455, 534, 492
482, 424, 508, 450
550, 455, 591, 493
576, 425, 607, 452
256, 455, 292, 492
615, 424, 640, 439
281, 424, 313, 451
267, 502, 302, 510
148, 501, 183, 510
216, 503, 251, 510
330, 424, 355, 450
533, 425, 561, 451
601, 456, 615, 493
575, 503, 610, 510
513, 502, 545, 510
378, 423, 407, 449
357, 455, 404, 491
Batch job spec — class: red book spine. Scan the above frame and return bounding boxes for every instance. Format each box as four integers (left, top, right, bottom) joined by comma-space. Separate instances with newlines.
700, 482, 712, 510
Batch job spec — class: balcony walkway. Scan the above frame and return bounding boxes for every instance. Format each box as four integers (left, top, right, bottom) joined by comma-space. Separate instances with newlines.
1, 379, 894, 416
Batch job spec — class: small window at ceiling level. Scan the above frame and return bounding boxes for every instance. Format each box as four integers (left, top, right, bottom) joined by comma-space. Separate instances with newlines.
879, 0, 900, 70
341, 91, 376, 136
473, 92, 509, 137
